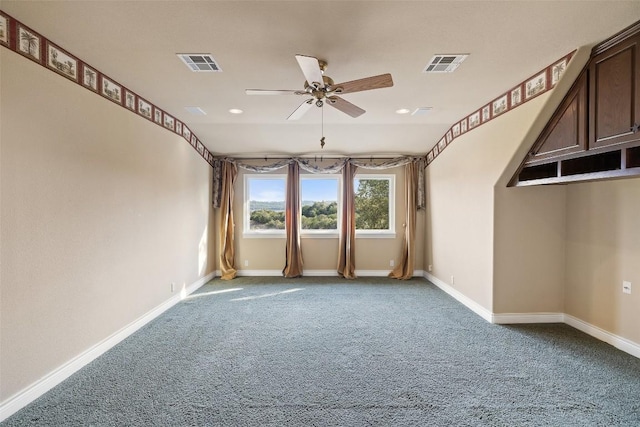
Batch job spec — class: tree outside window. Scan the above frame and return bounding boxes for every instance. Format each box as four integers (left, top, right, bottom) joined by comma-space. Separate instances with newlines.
354, 176, 394, 232
301, 176, 339, 231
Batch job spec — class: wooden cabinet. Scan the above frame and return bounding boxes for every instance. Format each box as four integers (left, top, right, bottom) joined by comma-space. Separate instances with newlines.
529, 72, 587, 163
589, 33, 640, 149
511, 21, 640, 186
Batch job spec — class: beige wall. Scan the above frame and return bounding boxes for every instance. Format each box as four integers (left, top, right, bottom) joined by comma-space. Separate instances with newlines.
491, 48, 593, 315
425, 94, 556, 311
425, 48, 593, 315
215, 164, 424, 274
565, 179, 640, 344
0, 50, 215, 401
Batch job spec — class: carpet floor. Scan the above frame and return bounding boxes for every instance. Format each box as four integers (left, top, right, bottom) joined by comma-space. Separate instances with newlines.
3, 277, 640, 426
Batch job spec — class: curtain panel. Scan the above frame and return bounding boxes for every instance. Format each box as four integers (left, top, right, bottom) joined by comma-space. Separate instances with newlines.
337, 162, 358, 279
283, 162, 304, 277
389, 161, 418, 280
219, 161, 238, 280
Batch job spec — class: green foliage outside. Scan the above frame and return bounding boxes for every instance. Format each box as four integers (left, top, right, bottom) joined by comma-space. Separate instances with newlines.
249, 209, 286, 229
250, 201, 337, 230
301, 201, 338, 229
355, 179, 389, 230
249, 179, 389, 231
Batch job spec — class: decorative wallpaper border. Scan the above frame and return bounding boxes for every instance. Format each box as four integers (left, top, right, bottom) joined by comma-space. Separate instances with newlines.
426, 51, 576, 165
0, 10, 215, 167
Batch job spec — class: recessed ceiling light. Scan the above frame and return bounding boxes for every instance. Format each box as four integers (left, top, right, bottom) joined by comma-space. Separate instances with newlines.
184, 106, 207, 115
396, 108, 411, 114
229, 108, 243, 114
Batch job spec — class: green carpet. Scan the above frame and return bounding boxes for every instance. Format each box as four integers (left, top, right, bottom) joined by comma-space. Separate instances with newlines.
4, 277, 640, 426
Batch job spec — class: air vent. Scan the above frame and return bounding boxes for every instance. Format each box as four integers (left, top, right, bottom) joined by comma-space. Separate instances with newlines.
177, 54, 222, 72
412, 107, 433, 116
423, 54, 469, 73
184, 106, 207, 115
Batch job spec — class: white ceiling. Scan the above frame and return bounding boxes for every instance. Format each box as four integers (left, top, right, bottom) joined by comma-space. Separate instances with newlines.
3, 1, 640, 157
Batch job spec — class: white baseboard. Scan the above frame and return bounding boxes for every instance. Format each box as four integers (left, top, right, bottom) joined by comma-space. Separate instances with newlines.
304, 270, 339, 276
221, 269, 426, 278
492, 312, 565, 324
423, 272, 640, 360
423, 272, 493, 322
564, 314, 640, 359
0, 271, 215, 423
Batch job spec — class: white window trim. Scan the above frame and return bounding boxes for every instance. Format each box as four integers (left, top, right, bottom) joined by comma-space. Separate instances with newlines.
354, 174, 396, 238
300, 174, 342, 238
243, 174, 287, 238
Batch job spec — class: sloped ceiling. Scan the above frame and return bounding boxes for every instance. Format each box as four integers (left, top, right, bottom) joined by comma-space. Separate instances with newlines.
2, 1, 639, 157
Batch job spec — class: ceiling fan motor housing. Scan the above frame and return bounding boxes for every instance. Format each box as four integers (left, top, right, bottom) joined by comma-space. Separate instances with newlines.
304, 76, 335, 100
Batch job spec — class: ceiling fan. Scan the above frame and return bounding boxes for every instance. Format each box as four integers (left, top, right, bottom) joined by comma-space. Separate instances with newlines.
246, 54, 393, 120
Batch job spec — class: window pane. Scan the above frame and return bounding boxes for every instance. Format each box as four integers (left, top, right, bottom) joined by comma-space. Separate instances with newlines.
354, 178, 390, 230
301, 177, 339, 230
248, 177, 285, 231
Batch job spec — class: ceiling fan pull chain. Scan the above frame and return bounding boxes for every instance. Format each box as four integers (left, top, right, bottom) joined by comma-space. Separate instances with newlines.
320, 104, 326, 149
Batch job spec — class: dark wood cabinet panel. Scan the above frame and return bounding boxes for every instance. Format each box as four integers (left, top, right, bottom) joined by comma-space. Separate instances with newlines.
510, 21, 640, 187
589, 34, 640, 149
528, 73, 587, 163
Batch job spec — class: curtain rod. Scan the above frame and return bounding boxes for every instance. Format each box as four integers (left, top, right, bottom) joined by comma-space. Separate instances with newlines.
217, 156, 425, 161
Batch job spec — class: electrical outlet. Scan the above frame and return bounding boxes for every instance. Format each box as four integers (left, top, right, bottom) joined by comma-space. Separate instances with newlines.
428, 264, 433, 272
171, 282, 175, 292
623, 281, 632, 294
390, 260, 395, 267
244, 260, 249, 267
451, 275, 455, 285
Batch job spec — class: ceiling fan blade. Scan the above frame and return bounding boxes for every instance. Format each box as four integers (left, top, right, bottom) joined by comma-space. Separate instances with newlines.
327, 96, 365, 118
245, 89, 306, 95
331, 73, 393, 94
295, 54, 324, 88
287, 99, 314, 121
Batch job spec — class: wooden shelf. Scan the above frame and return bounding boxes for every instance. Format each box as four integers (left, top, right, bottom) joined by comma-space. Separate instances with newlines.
515, 148, 640, 186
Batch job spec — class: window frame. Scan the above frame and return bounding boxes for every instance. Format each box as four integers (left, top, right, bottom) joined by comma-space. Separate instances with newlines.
243, 174, 287, 238
353, 174, 396, 238
299, 174, 342, 238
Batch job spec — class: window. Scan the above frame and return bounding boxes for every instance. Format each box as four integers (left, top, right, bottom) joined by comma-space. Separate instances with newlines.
300, 175, 340, 235
354, 174, 395, 237
244, 175, 286, 237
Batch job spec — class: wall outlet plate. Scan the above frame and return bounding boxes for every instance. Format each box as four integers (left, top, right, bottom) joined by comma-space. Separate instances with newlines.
623, 281, 632, 294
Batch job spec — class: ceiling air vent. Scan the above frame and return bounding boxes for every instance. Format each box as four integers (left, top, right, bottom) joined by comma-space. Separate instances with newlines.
177, 54, 222, 72
412, 107, 433, 116
423, 54, 469, 73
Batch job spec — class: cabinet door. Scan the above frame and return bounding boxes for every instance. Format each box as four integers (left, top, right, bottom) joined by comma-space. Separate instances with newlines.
589, 34, 640, 149
529, 72, 587, 163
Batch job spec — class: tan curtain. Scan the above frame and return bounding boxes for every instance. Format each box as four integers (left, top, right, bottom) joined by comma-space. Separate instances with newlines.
219, 161, 238, 280
337, 162, 357, 279
212, 159, 223, 208
282, 162, 304, 277
389, 161, 418, 280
